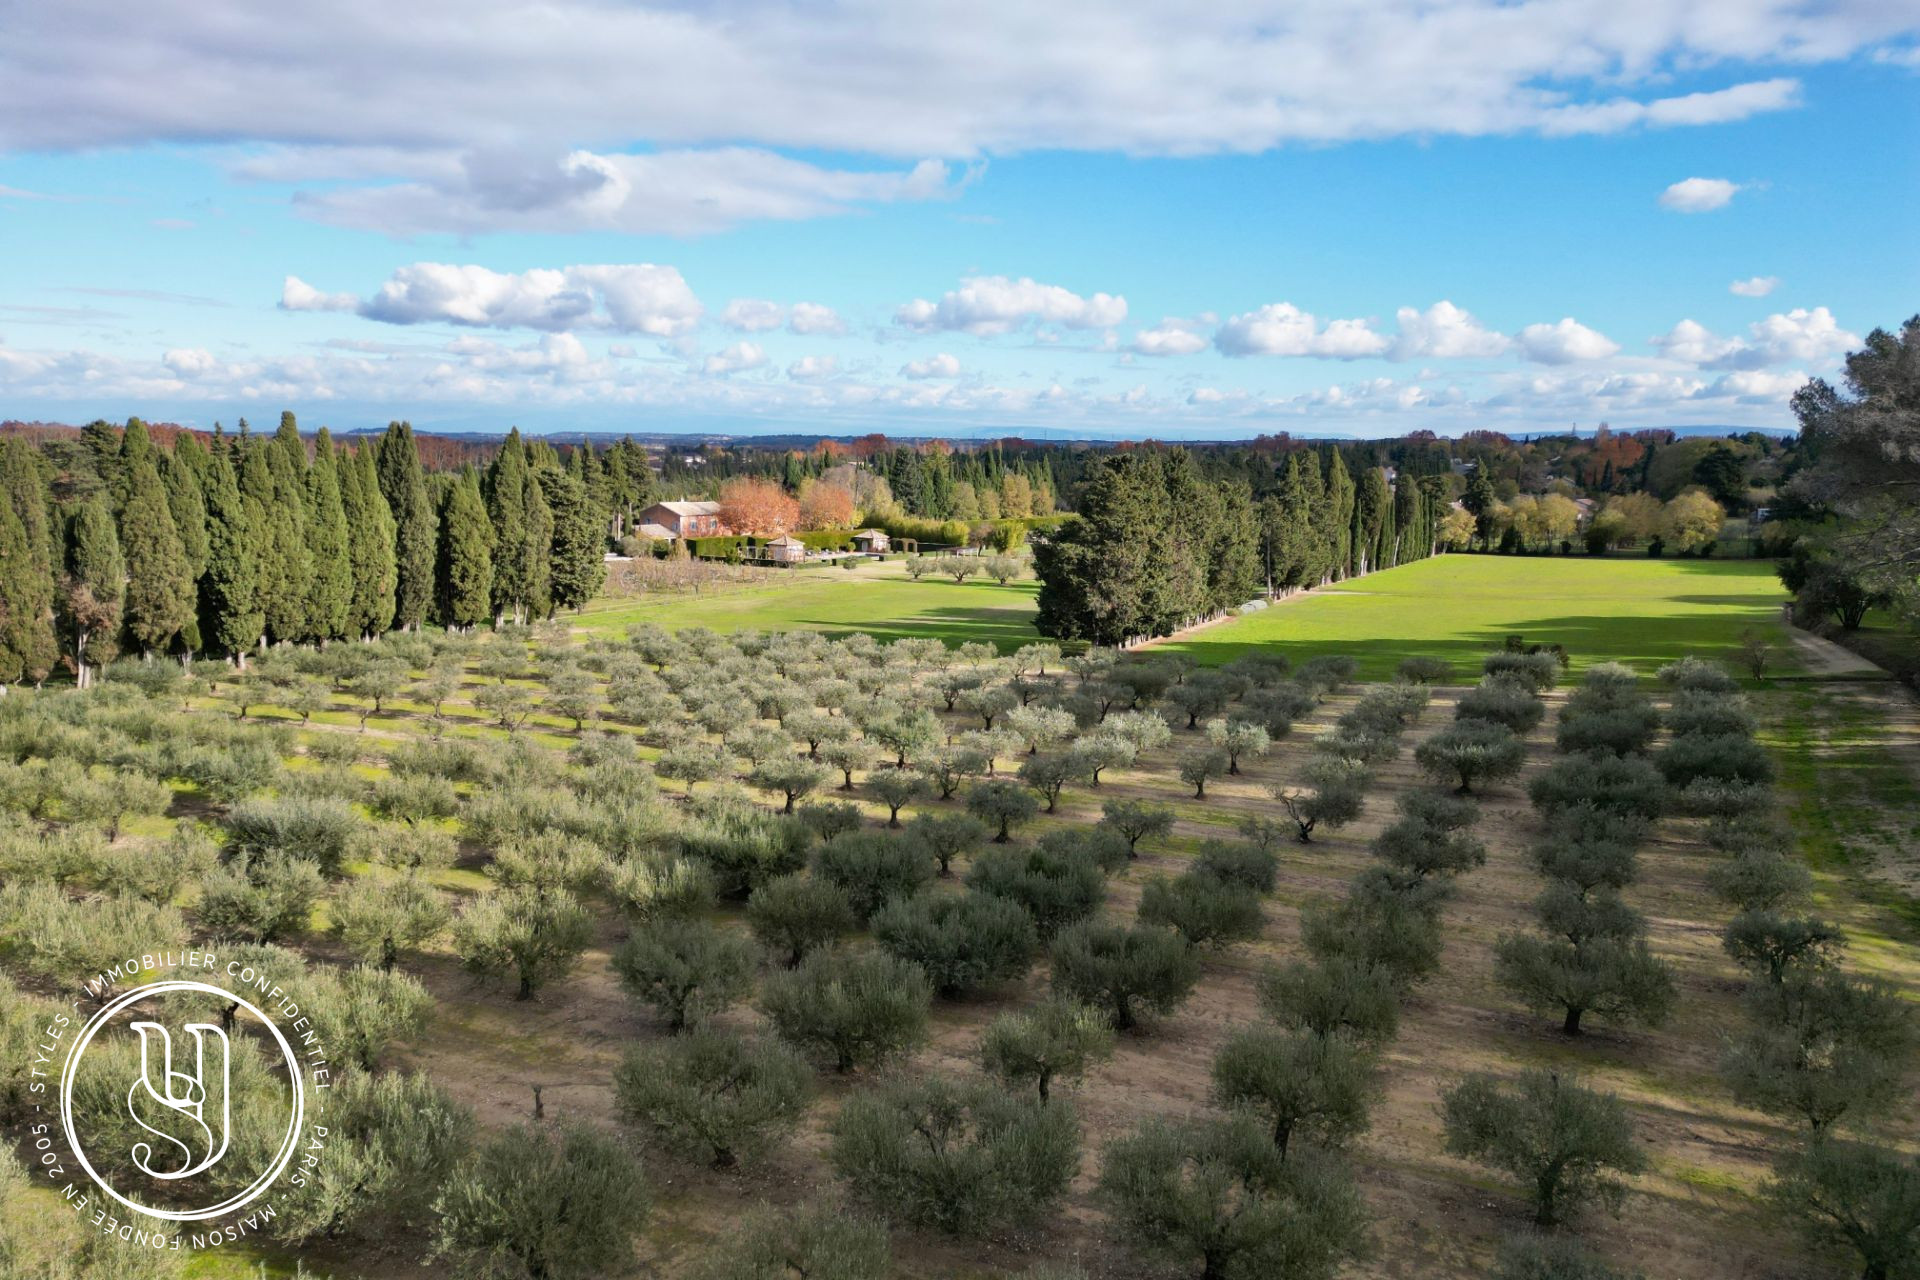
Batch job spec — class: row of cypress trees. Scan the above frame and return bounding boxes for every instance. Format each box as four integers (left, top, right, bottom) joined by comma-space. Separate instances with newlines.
0, 417, 614, 687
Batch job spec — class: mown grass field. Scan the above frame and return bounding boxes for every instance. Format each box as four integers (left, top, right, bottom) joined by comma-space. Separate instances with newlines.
1166, 555, 1796, 679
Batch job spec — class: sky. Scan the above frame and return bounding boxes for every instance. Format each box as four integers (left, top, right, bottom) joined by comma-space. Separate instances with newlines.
1, 1, 1917, 441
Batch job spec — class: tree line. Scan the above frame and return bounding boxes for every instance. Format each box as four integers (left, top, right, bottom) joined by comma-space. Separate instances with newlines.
0, 417, 638, 686
1033, 447, 1451, 646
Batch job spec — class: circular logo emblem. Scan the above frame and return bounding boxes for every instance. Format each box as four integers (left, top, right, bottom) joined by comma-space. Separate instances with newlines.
57, 978, 307, 1223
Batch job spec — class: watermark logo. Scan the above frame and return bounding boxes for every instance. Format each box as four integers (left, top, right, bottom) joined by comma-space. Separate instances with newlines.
26, 950, 333, 1252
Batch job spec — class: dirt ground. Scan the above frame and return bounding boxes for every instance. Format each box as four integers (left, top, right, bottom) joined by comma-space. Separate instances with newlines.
275, 668, 1920, 1280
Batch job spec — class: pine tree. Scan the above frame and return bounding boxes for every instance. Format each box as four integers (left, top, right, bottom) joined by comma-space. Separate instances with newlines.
0, 438, 58, 684
377, 421, 436, 630
115, 420, 194, 658
542, 468, 605, 614
485, 428, 532, 625
59, 497, 124, 687
200, 446, 264, 662
436, 469, 494, 631
161, 437, 210, 580
341, 446, 397, 640
305, 429, 353, 643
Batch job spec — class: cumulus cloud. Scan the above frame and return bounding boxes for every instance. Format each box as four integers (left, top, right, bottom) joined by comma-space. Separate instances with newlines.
1654, 307, 1858, 371
896, 276, 1125, 336
1514, 318, 1620, 364
721, 299, 786, 332
1214, 303, 1388, 359
1659, 177, 1742, 213
1730, 275, 1780, 297
1389, 301, 1509, 360
282, 262, 704, 336
787, 355, 838, 381
280, 276, 357, 313
1540, 79, 1800, 135
1131, 322, 1209, 357
900, 353, 962, 379
163, 347, 217, 377
788, 302, 845, 336
701, 341, 767, 375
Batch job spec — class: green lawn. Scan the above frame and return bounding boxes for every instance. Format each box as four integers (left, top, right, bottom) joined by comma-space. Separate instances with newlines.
575, 563, 1043, 651
1165, 554, 1795, 680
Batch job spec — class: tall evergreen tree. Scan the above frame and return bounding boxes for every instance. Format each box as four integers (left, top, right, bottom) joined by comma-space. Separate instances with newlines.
200, 445, 264, 662
341, 446, 397, 640
0, 438, 58, 684
486, 428, 533, 625
542, 468, 605, 614
436, 469, 494, 630
244, 413, 313, 644
1034, 452, 1173, 646
1209, 480, 1262, 611
1353, 466, 1390, 576
58, 497, 124, 687
377, 421, 436, 630
161, 438, 210, 580
1320, 450, 1355, 582
306, 429, 353, 643
115, 420, 194, 658
0, 494, 39, 687
524, 463, 555, 620
1158, 450, 1216, 623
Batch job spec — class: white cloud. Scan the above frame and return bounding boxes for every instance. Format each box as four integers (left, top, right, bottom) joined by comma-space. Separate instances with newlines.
721, 299, 785, 332
285, 262, 704, 336
447, 332, 593, 374
896, 276, 1125, 336
285, 148, 968, 236
1730, 275, 1780, 297
1659, 177, 1742, 213
701, 341, 767, 376
1655, 306, 1858, 370
1540, 79, 1800, 135
787, 355, 838, 381
900, 353, 962, 380
1131, 322, 1209, 357
1514, 318, 1620, 364
788, 302, 845, 336
279, 275, 357, 313
1214, 303, 1388, 359
162, 347, 217, 377
1390, 301, 1509, 360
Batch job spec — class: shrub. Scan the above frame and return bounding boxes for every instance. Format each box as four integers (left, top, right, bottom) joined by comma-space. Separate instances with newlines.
1137, 871, 1264, 948
965, 843, 1105, 940
614, 1029, 811, 1168
613, 918, 758, 1032
1097, 1115, 1370, 1280
1656, 655, 1738, 693
812, 830, 936, 922
829, 1075, 1080, 1236
1194, 839, 1280, 893
680, 802, 811, 899
872, 889, 1036, 996
1663, 693, 1757, 739
432, 1122, 650, 1280
1210, 1026, 1374, 1155
1456, 678, 1546, 734
1441, 1069, 1646, 1226
1397, 656, 1453, 684
225, 795, 361, 876
1556, 706, 1660, 757
687, 1203, 890, 1280
760, 947, 931, 1072
605, 851, 715, 923
1655, 732, 1775, 789
980, 998, 1115, 1103
1528, 752, 1666, 822
1483, 651, 1561, 691
1049, 922, 1200, 1032
196, 854, 324, 943
746, 873, 856, 967
278, 1070, 472, 1244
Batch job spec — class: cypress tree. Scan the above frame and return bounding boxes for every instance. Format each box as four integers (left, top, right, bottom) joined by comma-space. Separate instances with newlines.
542, 468, 604, 614
0, 496, 38, 687
1158, 450, 1216, 624
485, 428, 532, 625
1321, 451, 1355, 582
1354, 467, 1390, 577
341, 446, 397, 640
1209, 480, 1262, 611
201, 446, 263, 662
1033, 452, 1173, 646
116, 420, 194, 658
59, 497, 124, 687
162, 437, 210, 580
377, 421, 435, 630
306, 429, 353, 643
436, 469, 493, 631
524, 465, 554, 620
0, 439, 58, 684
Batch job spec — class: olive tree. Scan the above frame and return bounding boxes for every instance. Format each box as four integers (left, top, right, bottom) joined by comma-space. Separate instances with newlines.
330, 873, 449, 971
1440, 1069, 1646, 1226
688, 1203, 891, 1280
965, 778, 1040, 842
451, 886, 593, 1000
1415, 721, 1526, 795
279, 1070, 473, 1245
966, 843, 1105, 940
829, 1074, 1080, 1236
759, 947, 931, 1072
1178, 747, 1231, 800
746, 873, 856, 966
1097, 1114, 1371, 1280
613, 918, 758, 1032
904, 811, 989, 877
1049, 921, 1200, 1032
864, 768, 929, 827
1765, 1139, 1920, 1280
1099, 798, 1175, 858
872, 889, 1036, 997
749, 757, 835, 814
614, 1029, 811, 1168
1138, 872, 1264, 949
812, 830, 936, 921
980, 998, 1115, 1103
1210, 1026, 1374, 1156
431, 1122, 650, 1280
1273, 758, 1367, 842
1259, 957, 1400, 1046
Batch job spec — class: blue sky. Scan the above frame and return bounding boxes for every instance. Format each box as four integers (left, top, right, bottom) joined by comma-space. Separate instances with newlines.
2, 2, 1917, 439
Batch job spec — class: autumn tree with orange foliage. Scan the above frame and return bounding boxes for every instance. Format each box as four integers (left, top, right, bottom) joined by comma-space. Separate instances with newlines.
798, 478, 858, 530
719, 477, 800, 535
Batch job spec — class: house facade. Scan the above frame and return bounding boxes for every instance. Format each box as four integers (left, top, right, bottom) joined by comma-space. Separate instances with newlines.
851, 528, 891, 553
638, 500, 726, 540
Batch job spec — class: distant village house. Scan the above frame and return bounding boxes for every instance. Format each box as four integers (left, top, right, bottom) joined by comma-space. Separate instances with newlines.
638, 500, 726, 541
